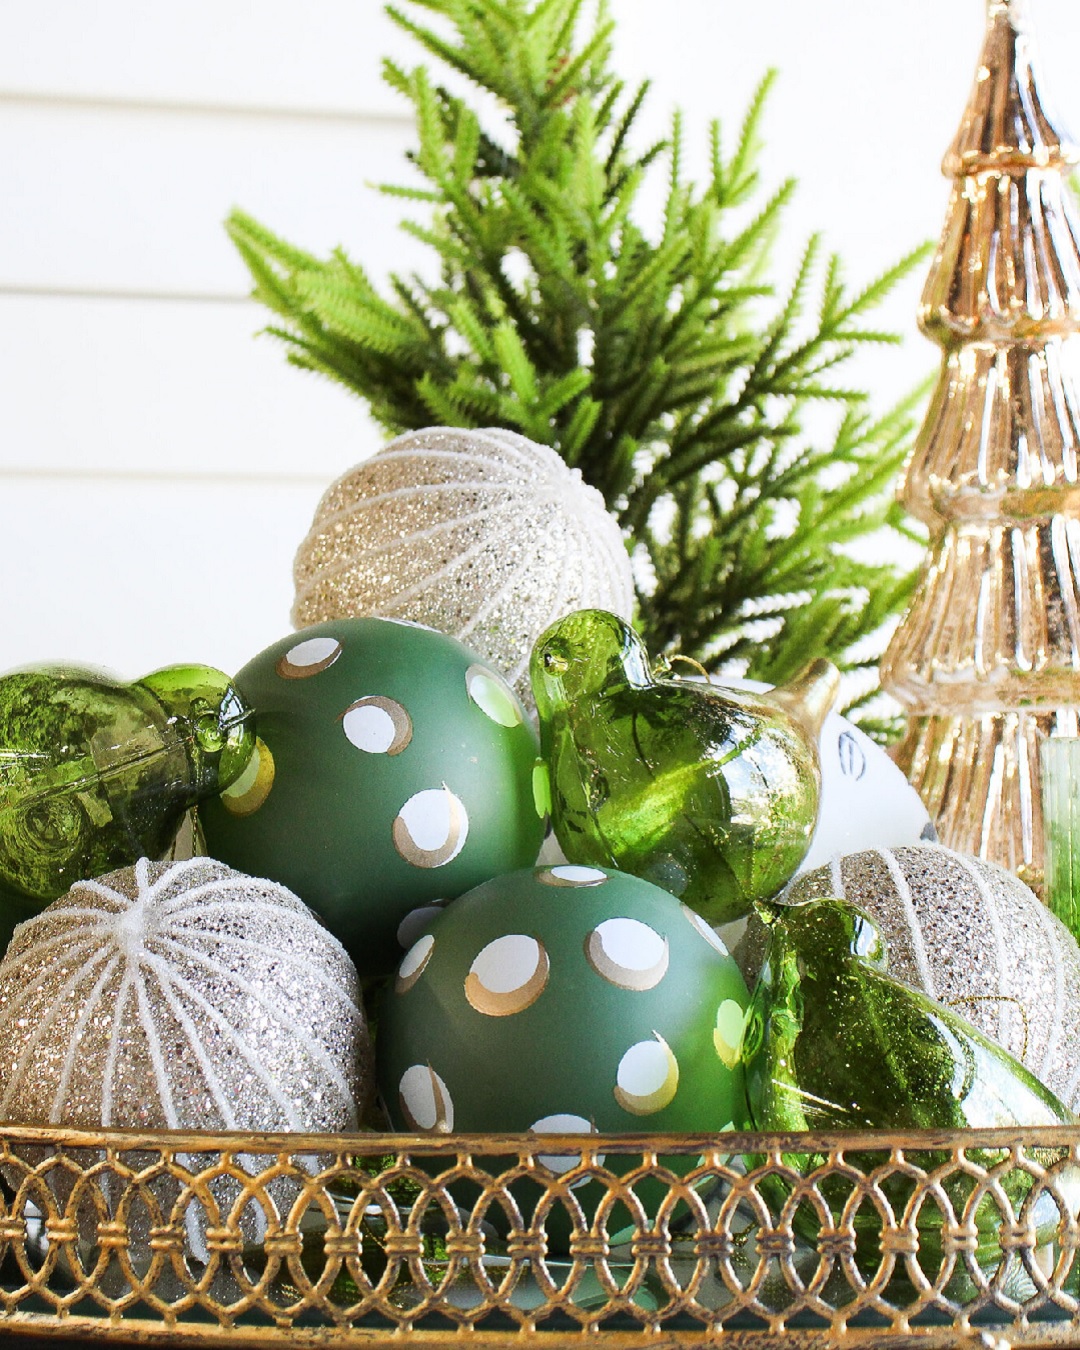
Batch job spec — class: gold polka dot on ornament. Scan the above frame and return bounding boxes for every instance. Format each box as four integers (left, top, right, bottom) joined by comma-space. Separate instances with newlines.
713, 999, 745, 1069
399, 1064, 454, 1132
220, 738, 275, 817
392, 788, 469, 868
341, 695, 413, 755
466, 664, 522, 728
276, 636, 343, 679
614, 1034, 679, 1116
538, 865, 608, 888
465, 934, 550, 1015
396, 934, 435, 994
585, 918, 669, 990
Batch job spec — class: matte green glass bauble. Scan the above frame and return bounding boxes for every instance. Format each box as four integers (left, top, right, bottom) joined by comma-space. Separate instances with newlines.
0, 662, 253, 950
377, 864, 750, 1249
743, 897, 1076, 1271
530, 610, 838, 926
199, 619, 546, 978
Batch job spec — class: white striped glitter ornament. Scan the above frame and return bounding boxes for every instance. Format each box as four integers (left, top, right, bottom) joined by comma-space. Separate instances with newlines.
291, 427, 635, 707
0, 857, 370, 1131
786, 844, 1080, 1111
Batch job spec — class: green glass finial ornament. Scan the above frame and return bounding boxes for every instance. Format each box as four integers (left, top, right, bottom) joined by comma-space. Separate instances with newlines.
530, 609, 838, 925
742, 896, 1076, 1269
0, 663, 254, 945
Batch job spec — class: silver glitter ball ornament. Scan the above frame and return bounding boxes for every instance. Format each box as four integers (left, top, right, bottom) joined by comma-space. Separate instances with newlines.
0, 857, 371, 1131
291, 427, 635, 707
784, 844, 1080, 1111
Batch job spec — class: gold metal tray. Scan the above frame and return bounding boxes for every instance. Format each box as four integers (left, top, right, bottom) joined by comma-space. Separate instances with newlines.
2, 1122, 1079, 1348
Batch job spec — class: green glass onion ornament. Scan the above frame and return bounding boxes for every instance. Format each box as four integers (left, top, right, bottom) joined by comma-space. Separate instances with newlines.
742, 896, 1077, 1272
530, 609, 838, 926
0, 663, 254, 947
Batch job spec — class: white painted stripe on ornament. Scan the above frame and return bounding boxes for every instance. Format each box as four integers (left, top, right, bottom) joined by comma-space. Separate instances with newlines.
0, 937, 113, 1117
174, 918, 359, 1012
100, 968, 136, 1127
142, 954, 242, 1130
464, 428, 548, 469
154, 938, 326, 1093
71, 874, 138, 908
955, 851, 1012, 1047
134, 971, 181, 1131
0, 928, 106, 983
374, 435, 559, 478
372, 445, 534, 476
377, 518, 524, 611
146, 950, 306, 1129
549, 521, 581, 621
302, 502, 502, 562
881, 848, 937, 1000
465, 547, 576, 686
454, 559, 527, 651
49, 953, 122, 1125
378, 437, 545, 475
36, 910, 126, 935
1029, 890, 1067, 1085
156, 934, 354, 1101
157, 875, 306, 916
147, 955, 303, 1134
313, 483, 519, 526
142, 855, 210, 901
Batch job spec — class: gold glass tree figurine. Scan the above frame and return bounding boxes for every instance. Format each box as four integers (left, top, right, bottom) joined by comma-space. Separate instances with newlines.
881, 0, 1080, 885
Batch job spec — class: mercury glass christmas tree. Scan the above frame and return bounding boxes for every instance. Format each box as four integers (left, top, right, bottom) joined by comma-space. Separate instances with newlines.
881, 0, 1080, 885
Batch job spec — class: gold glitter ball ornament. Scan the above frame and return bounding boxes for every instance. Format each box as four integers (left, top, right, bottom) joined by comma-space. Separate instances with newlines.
292, 427, 635, 706
783, 844, 1080, 1112
0, 857, 371, 1132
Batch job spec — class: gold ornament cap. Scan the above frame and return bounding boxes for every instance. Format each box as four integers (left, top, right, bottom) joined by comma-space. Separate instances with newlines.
762, 658, 840, 744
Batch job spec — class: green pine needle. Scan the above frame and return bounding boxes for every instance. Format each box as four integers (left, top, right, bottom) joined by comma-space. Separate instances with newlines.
226, 0, 931, 740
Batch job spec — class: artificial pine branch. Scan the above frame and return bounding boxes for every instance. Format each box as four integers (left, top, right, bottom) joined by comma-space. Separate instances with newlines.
226, 0, 930, 735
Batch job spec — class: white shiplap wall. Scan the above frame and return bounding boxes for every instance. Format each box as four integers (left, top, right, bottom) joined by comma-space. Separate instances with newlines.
2, 0, 1079, 679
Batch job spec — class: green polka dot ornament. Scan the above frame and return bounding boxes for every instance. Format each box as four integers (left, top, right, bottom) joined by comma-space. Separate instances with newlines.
199, 619, 547, 977
376, 864, 751, 1249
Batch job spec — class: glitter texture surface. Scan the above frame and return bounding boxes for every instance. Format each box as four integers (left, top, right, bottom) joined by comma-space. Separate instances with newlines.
786, 844, 1080, 1111
291, 427, 635, 705
0, 857, 370, 1131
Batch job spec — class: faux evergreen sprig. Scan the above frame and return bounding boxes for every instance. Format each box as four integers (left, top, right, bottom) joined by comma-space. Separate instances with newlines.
227, 0, 928, 732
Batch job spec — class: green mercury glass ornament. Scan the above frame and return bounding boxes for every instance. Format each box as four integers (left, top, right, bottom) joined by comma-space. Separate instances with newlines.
742, 896, 1077, 1273
530, 609, 838, 925
0, 663, 254, 948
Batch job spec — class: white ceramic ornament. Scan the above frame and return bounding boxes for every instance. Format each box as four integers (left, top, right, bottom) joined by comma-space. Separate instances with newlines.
786, 844, 1080, 1111
292, 427, 635, 706
804, 703, 935, 872
0, 857, 370, 1132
